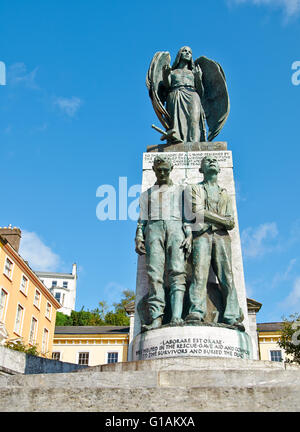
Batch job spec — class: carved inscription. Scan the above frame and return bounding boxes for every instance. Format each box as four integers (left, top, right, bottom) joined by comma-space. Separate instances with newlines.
135, 337, 250, 360
143, 151, 232, 170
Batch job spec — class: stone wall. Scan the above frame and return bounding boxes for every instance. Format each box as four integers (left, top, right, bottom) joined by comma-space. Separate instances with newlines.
0, 346, 86, 375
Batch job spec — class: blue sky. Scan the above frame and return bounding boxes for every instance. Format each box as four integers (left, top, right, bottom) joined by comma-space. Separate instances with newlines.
1, 0, 300, 323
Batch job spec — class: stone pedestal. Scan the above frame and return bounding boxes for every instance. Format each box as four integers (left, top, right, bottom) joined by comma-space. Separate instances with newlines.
133, 142, 255, 359
133, 325, 253, 361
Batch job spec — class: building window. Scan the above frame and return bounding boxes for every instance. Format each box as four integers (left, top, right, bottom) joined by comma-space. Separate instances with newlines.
46, 302, 52, 320
107, 352, 118, 364
270, 350, 283, 362
78, 352, 89, 365
33, 290, 41, 308
52, 352, 61, 361
14, 304, 24, 335
63, 281, 68, 289
20, 275, 28, 295
29, 317, 38, 344
42, 328, 49, 353
0, 288, 8, 321
55, 292, 61, 304
52, 281, 57, 288
4, 257, 13, 279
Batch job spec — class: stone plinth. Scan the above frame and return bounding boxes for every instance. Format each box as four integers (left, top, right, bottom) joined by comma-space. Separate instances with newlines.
147, 141, 227, 153
132, 325, 253, 361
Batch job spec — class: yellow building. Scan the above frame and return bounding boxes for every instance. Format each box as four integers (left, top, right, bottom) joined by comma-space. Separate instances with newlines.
52, 313, 290, 366
257, 322, 286, 362
52, 326, 129, 366
0, 227, 60, 357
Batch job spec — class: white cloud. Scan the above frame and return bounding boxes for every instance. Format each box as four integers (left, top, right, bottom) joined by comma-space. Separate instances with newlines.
245, 282, 254, 298
280, 277, 300, 311
241, 222, 278, 258
272, 258, 297, 287
54, 96, 82, 117
8, 63, 39, 89
30, 123, 48, 134
228, 0, 300, 19
289, 219, 300, 244
19, 230, 61, 272
235, 181, 246, 203
102, 282, 128, 308
244, 276, 268, 298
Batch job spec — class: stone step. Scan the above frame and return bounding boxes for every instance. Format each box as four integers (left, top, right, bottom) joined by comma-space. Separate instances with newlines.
1, 368, 300, 390
82, 356, 292, 372
0, 370, 158, 389
1, 384, 300, 412
1, 358, 300, 411
158, 369, 300, 388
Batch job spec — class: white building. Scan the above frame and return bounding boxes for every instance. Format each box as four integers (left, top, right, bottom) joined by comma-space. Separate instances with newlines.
35, 264, 77, 316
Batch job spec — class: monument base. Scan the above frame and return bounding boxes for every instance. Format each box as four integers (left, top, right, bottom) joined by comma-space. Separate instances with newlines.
132, 325, 253, 361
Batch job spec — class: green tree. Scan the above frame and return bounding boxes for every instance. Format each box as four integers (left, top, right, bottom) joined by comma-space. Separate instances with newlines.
69, 307, 105, 326
55, 306, 106, 326
278, 313, 300, 364
104, 309, 130, 326
55, 290, 135, 327
90, 301, 109, 323
55, 311, 72, 326
104, 290, 135, 326
112, 290, 135, 312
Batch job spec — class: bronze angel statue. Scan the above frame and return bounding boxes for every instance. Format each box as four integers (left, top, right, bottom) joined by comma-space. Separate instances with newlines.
146, 46, 230, 143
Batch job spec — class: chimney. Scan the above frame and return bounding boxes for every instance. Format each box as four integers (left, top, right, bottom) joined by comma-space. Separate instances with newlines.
72, 263, 77, 277
0, 225, 22, 252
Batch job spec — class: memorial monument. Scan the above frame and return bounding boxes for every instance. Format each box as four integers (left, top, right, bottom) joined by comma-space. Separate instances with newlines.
132, 46, 254, 362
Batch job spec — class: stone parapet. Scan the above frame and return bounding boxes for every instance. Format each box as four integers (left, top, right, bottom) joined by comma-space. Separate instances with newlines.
0, 346, 87, 376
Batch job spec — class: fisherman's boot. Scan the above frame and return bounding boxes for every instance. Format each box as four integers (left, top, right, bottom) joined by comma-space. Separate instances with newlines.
142, 316, 162, 332
170, 290, 185, 326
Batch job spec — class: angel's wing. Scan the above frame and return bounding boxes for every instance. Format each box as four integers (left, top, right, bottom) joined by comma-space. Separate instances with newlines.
146, 51, 171, 130
194, 56, 230, 141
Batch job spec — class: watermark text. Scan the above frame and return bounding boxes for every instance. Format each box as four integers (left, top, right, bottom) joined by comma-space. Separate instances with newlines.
0, 61, 6, 85
291, 61, 300, 86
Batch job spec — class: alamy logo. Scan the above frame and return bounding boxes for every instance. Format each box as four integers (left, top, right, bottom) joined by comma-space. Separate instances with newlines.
0, 61, 6, 85
95, 177, 205, 229
291, 61, 300, 86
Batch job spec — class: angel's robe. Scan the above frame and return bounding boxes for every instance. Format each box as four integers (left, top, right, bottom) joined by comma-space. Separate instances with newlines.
166, 69, 206, 142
